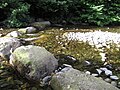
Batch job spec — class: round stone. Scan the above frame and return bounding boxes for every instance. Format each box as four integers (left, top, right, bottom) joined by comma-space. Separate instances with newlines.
111, 81, 117, 87
104, 78, 111, 83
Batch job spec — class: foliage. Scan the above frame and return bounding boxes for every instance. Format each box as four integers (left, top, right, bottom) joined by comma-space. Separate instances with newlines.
27, 0, 120, 26
0, 0, 120, 27
0, 0, 30, 27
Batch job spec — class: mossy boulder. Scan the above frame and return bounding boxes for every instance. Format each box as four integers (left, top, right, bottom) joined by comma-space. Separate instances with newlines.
50, 67, 119, 90
10, 45, 58, 83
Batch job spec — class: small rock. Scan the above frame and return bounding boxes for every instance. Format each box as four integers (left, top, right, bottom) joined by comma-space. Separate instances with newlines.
104, 78, 111, 83
111, 81, 117, 86
18, 28, 27, 34
42, 76, 51, 85
84, 60, 91, 66
85, 71, 91, 75
0, 28, 3, 30
0, 34, 2, 37
92, 73, 99, 77
105, 70, 112, 76
110, 76, 119, 80
61, 67, 72, 72
26, 27, 37, 34
106, 64, 113, 70
96, 69, 102, 75
100, 67, 108, 72
63, 64, 72, 68
118, 82, 120, 88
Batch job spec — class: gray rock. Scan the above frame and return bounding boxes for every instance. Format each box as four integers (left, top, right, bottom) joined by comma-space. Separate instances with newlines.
111, 81, 117, 87
26, 27, 37, 34
85, 71, 91, 75
91, 73, 99, 77
31, 21, 51, 30
6, 31, 21, 37
104, 78, 111, 83
105, 70, 112, 76
50, 68, 119, 90
0, 37, 21, 60
96, 69, 102, 75
10, 45, 58, 82
118, 82, 120, 88
84, 60, 91, 66
100, 67, 108, 71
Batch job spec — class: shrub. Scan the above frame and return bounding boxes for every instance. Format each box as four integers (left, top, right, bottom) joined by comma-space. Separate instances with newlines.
0, 0, 30, 27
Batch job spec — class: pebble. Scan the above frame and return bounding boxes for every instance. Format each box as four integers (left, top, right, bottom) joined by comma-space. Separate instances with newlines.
111, 81, 117, 86
85, 71, 91, 75
110, 75, 119, 80
104, 78, 111, 83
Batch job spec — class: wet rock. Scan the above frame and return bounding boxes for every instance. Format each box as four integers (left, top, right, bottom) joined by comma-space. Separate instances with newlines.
110, 76, 119, 80
84, 60, 91, 66
10, 45, 58, 83
6, 31, 21, 37
106, 64, 113, 70
104, 78, 112, 83
50, 68, 119, 90
105, 70, 112, 76
100, 67, 108, 72
0, 37, 21, 60
55, 54, 77, 66
96, 69, 102, 75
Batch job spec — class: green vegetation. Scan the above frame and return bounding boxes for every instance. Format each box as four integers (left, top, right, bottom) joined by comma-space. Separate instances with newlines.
0, 0, 30, 27
0, 0, 120, 27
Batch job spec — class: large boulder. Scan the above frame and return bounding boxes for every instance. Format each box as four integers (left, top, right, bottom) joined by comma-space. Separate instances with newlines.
50, 67, 119, 90
0, 37, 21, 60
10, 45, 58, 82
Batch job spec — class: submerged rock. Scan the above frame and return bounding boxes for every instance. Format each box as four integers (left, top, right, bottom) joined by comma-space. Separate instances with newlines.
10, 45, 58, 83
0, 37, 21, 60
50, 68, 119, 90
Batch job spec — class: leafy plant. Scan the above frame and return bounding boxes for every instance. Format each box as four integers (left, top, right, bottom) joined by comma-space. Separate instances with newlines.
0, 0, 30, 27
